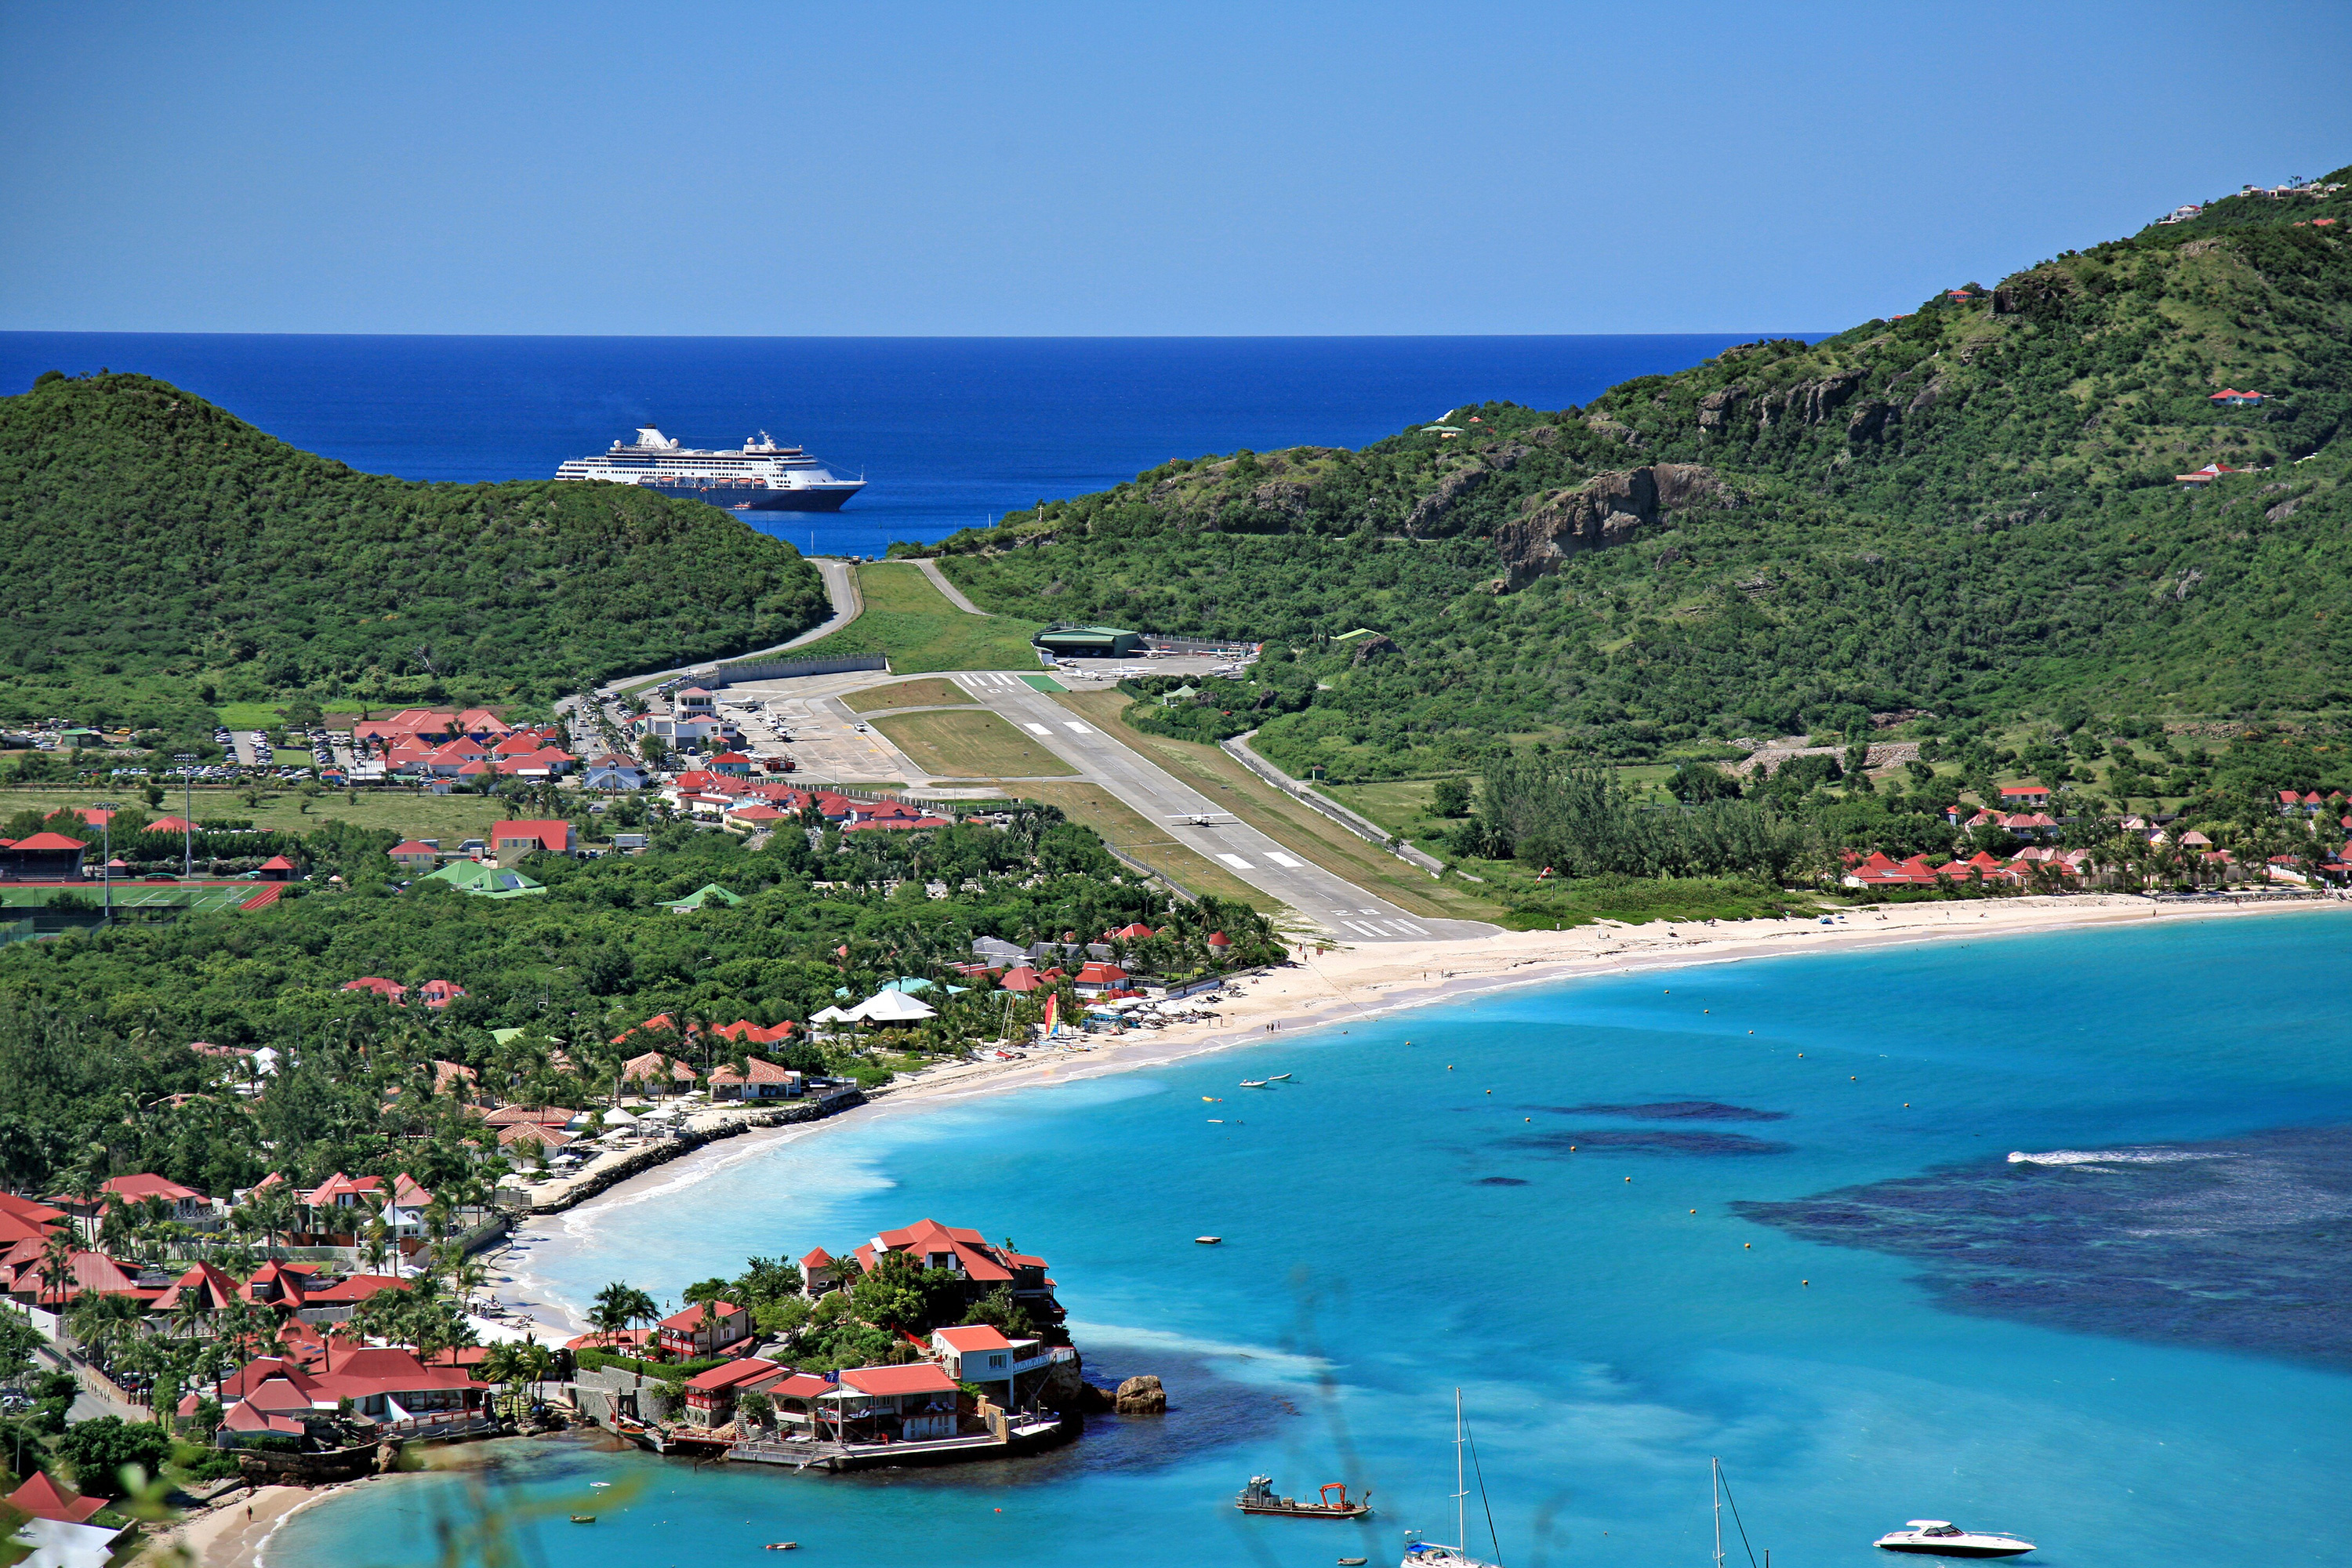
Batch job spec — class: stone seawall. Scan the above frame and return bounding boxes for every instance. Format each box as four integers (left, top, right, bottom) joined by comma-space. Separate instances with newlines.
521, 1090, 866, 1217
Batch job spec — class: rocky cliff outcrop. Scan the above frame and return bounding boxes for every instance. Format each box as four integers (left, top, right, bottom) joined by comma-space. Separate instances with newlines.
1495, 463, 1722, 586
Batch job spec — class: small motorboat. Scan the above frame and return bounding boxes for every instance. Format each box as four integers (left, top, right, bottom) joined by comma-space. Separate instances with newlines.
1236, 1476, 1373, 1519
1268, 1073, 1292, 1080
1240, 1080, 1270, 1088
1196, 1236, 1221, 1244
1874, 1520, 2036, 1558
570, 1515, 595, 1523
1341, 1559, 1369, 1566
764, 1544, 799, 1552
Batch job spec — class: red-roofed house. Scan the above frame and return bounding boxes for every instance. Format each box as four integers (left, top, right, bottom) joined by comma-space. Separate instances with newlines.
799, 1247, 840, 1296
821, 1361, 964, 1442
417, 978, 467, 1009
681, 1356, 784, 1427
491, 819, 575, 858
1, 1247, 155, 1309
657, 1298, 753, 1359
2209, 388, 2264, 406
1205, 931, 1232, 952
1998, 784, 2050, 808
2176, 462, 2237, 485
343, 975, 408, 1004
707, 751, 754, 778
153, 1260, 241, 1318
850, 1218, 1060, 1321
5, 1472, 105, 1525
1072, 961, 1128, 996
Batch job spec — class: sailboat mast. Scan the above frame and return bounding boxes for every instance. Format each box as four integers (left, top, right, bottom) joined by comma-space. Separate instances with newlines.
1711, 1458, 1724, 1568
1455, 1388, 1468, 1553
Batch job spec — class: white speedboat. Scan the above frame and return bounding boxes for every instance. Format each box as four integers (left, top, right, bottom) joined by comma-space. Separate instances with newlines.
1874, 1520, 2036, 1558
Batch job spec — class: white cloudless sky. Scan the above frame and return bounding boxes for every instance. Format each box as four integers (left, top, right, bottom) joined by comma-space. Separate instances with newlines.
3, 0, 2348, 335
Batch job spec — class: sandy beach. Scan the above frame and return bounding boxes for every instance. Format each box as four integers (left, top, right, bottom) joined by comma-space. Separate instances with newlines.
154, 1483, 335, 1568
474, 890, 2347, 1341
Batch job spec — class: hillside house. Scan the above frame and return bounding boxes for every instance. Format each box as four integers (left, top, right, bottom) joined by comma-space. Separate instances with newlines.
656, 1298, 754, 1359
815, 1362, 964, 1443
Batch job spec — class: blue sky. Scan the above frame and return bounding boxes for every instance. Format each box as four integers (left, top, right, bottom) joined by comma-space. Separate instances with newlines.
3, 0, 2348, 336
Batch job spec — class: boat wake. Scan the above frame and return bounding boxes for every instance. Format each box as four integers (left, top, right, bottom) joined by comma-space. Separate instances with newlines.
2005, 1147, 2227, 1166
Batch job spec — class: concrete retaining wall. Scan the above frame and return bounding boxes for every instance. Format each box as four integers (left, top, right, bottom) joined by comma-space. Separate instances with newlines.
709, 654, 888, 686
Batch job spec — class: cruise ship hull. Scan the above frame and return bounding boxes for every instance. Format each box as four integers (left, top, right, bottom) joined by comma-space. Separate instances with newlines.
644, 481, 863, 513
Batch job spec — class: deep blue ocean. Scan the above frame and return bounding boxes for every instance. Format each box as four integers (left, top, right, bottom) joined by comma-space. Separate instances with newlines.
0, 333, 1788, 556
270, 915, 2352, 1568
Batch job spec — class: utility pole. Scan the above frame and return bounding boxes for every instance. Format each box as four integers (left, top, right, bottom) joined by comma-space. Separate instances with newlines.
176, 752, 196, 876
93, 800, 120, 924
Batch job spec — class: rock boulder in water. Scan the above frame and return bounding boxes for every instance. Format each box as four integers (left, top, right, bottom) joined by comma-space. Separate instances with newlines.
1113, 1374, 1167, 1415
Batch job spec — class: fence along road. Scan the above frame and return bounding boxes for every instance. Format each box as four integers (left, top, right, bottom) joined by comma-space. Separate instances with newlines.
946, 671, 1497, 945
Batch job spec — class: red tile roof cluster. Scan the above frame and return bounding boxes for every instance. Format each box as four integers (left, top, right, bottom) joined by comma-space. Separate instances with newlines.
711, 1018, 797, 1044
851, 1218, 1047, 1289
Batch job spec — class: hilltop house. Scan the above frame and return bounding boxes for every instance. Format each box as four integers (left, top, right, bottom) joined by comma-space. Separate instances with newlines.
844, 1218, 1061, 1323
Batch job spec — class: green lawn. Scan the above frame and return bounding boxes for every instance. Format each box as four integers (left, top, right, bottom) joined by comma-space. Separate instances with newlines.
844, 677, 976, 714
0, 786, 515, 844
868, 710, 1080, 779
792, 563, 1046, 673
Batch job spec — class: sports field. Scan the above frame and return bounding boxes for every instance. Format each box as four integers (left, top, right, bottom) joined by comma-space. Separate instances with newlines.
867, 710, 1080, 779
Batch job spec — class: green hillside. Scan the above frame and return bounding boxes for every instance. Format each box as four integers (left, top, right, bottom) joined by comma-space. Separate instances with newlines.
920, 165, 2352, 781
0, 372, 830, 735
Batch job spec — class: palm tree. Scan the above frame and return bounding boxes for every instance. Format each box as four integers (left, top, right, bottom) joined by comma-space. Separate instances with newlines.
39, 1227, 77, 1316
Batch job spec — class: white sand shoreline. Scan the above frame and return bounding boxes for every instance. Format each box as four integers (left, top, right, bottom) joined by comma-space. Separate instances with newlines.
488, 891, 2350, 1338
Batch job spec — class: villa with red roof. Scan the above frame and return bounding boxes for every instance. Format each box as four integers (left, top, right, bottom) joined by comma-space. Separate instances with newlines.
656, 1298, 754, 1359
202, 1342, 488, 1442
845, 1218, 1061, 1322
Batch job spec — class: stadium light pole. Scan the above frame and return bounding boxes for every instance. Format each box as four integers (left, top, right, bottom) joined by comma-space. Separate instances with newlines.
176, 752, 196, 876
93, 800, 120, 924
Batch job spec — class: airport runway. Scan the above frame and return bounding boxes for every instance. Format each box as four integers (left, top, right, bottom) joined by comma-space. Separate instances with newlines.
945, 670, 1495, 944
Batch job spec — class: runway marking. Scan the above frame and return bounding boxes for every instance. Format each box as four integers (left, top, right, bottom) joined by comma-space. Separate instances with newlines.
1217, 853, 1255, 869
1064, 722, 1094, 734
1344, 920, 1386, 938
1389, 919, 1432, 935
1025, 723, 1052, 735
1264, 851, 1304, 869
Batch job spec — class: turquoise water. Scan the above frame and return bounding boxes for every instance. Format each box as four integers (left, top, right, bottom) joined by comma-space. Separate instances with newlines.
276, 915, 2352, 1567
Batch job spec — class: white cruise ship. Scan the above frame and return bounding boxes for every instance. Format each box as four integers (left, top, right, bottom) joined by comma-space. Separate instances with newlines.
555, 426, 865, 512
